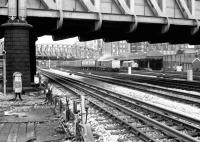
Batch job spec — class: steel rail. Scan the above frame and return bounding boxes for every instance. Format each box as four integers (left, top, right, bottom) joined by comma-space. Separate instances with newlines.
72, 72, 200, 106
41, 70, 200, 142
43, 72, 157, 142
90, 71, 200, 92
42, 70, 200, 126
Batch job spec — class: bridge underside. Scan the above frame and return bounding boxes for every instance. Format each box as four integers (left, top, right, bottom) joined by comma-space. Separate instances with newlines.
1, 0, 200, 44
19, 18, 196, 44
16, 17, 199, 44
1, 0, 200, 89
1, 17, 199, 44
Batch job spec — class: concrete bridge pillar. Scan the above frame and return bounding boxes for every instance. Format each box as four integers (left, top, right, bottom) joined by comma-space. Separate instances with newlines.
1, 21, 32, 91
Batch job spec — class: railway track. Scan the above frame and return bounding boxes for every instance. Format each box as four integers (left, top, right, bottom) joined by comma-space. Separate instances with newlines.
42, 69, 200, 142
46, 73, 155, 141
65, 70, 200, 106
68, 69, 200, 92
128, 75, 200, 92
127, 70, 200, 81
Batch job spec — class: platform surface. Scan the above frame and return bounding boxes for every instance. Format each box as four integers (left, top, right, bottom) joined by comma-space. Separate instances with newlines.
0, 92, 65, 142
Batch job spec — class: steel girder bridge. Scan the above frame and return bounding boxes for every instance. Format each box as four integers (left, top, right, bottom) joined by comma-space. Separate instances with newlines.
36, 44, 98, 60
0, 0, 200, 44
1, 0, 200, 88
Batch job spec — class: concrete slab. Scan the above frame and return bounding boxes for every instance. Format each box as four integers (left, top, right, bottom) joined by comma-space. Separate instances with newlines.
0, 91, 65, 142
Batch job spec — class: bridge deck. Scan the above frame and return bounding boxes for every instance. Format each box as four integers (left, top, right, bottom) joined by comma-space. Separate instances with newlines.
1, 0, 200, 43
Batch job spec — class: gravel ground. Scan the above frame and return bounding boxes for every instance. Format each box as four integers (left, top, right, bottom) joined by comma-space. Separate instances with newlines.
50, 82, 143, 142
50, 69, 200, 121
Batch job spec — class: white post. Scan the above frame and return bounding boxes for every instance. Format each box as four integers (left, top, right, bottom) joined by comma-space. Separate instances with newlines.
48, 59, 51, 69
187, 70, 193, 81
128, 67, 132, 74
3, 53, 6, 95
81, 95, 86, 124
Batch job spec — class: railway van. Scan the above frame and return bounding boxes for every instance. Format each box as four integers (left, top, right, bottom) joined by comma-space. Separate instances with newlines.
98, 60, 120, 72
82, 59, 96, 70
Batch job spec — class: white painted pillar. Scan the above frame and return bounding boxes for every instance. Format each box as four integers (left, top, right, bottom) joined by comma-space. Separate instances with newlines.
187, 70, 193, 81
147, 60, 150, 68
128, 67, 132, 74
48, 59, 51, 69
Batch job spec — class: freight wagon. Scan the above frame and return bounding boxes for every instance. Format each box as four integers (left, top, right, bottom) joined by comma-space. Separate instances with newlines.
82, 59, 96, 70
97, 60, 121, 72
58, 59, 121, 72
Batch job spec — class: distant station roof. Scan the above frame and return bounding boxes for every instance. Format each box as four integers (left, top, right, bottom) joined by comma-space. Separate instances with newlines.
127, 52, 146, 60
146, 51, 163, 59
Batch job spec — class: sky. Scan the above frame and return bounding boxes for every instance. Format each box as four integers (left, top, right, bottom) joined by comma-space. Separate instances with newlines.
36, 36, 78, 45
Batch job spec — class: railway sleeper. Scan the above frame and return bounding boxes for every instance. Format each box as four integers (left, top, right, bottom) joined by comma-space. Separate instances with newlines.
155, 134, 168, 139
165, 120, 174, 126
175, 125, 185, 131
104, 125, 122, 130
127, 119, 137, 123
187, 130, 200, 137
95, 118, 106, 121
110, 131, 127, 135
45, 71, 200, 141
117, 138, 135, 142
135, 125, 147, 129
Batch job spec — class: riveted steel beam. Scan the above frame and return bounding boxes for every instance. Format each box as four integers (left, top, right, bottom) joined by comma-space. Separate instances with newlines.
175, 0, 199, 35
40, 0, 64, 30
40, 0, 56, 9
146, 0, 170, 34
56, 0, 63, 29
113, 0, 137, 33
175, 0, 195, 19
52, 45, 56, 57
44, 45, 49, 57
48, 45, 52, 57
79, 0, 99, 12
44, 45, 48, 57
49, 45, 53, 57
79, 0, 102, 32
38, 45, 44, 56
0, 0, 8, 7
40, 45, 44, 56
146, 0, 166, 17
191, 19, 199, 35
36, 45, 41, 56
114, 0, 134, 15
